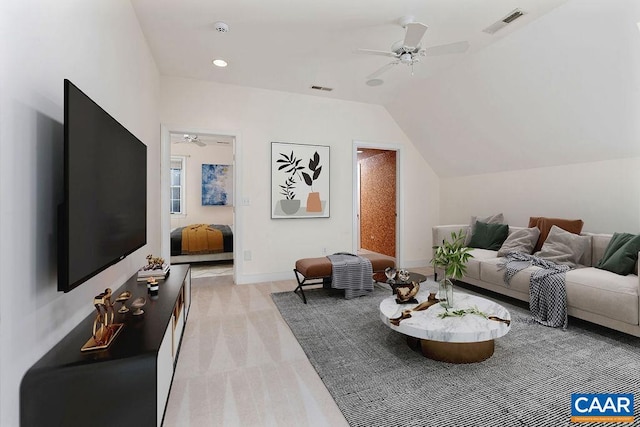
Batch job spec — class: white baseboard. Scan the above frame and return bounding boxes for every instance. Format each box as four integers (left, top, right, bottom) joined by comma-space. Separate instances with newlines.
400, 259, 430, 269
235, 270, 295, 285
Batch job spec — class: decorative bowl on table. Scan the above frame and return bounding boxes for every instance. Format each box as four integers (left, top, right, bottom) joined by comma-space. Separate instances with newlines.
397, 269, 410, 283
384, 267, 397, 283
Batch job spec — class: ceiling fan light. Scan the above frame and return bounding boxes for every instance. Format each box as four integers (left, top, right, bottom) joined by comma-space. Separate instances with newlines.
212, 59, 228, 67
400, 53, 413, 64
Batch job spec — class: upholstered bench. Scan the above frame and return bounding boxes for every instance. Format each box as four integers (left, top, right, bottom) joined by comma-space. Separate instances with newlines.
293, 253, 395, 303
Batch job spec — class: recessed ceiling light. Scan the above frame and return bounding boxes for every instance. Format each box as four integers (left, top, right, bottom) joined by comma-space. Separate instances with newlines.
212, 59, 228, 67
366, 79, 384, 87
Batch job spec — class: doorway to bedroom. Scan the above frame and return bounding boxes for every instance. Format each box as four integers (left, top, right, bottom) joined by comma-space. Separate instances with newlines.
169, 132, 235, 277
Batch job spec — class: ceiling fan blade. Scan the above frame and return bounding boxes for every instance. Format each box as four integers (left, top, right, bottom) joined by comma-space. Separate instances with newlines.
367, 62, 399, 80
424, 41, 470, 56
193, 139, 207, 147
354, 48, 398, 58
403, 22, 428, 49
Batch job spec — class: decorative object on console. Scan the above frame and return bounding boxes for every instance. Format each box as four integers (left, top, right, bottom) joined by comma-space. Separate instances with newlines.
432, 229, 473, 308
116, 291, 131, 314
138, 255, 169, 281
81, 288, 124, 352
131, 297, 146, 316
144, 254, 165, 270
271, 141, 330, 218
147, 277, 159, 292
202, 163, 233, 206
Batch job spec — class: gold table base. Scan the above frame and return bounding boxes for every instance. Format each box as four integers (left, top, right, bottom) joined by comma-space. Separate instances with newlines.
407, 336, 495, 364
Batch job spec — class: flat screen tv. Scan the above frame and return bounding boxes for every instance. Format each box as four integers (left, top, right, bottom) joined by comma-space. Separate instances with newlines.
58, 79, 147, 292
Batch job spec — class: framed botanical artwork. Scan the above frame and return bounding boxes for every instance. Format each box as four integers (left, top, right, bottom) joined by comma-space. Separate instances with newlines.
271, 142, 330, 218
202, 164, 233, 206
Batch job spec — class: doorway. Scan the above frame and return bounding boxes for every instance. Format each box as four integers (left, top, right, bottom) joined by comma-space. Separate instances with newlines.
160, 126, 240, 283
353, 142, 401, 264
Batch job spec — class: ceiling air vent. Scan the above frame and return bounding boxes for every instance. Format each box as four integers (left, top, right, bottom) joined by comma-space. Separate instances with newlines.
310, 85, 333, 92
483, 9, 526, 34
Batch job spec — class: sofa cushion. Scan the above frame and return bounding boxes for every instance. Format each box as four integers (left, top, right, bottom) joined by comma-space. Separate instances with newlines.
465, 249, 500, 280
595, 232, 640, 276
535, 225, 590, 268
565, 268, 639, 325
468, 221, 509, 251
497, 227, 541, 257
528, 216, 584, 252
479, 257, 541, 294
464, 213, 504, 245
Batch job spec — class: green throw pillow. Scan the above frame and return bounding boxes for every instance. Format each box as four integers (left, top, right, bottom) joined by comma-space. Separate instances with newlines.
595, 233, 640, 275
468, 221, 509, 251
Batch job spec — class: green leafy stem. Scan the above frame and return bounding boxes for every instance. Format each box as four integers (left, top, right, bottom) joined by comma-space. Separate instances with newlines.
437, 306, 488, 320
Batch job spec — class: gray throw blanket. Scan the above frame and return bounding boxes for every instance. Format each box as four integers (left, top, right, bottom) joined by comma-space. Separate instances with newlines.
326, 253, 373, 299
499, 252, 570, 329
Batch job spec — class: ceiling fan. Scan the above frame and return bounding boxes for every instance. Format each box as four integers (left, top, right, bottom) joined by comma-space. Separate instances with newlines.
176, 134, 206, 147
355, 16, 470, 80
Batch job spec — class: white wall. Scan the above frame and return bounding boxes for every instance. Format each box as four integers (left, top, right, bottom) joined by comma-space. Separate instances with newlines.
440, 158, 640, 234
170, 141, 234, 228
161, 77, 440, 282
0, 1, 160, 424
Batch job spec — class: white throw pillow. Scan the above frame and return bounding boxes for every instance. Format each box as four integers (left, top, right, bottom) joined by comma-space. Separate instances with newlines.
497, 227, 541, 257
535, 225, 590, 268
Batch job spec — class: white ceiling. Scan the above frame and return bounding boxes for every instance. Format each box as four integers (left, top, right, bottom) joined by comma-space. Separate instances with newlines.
131, 0, 568, 105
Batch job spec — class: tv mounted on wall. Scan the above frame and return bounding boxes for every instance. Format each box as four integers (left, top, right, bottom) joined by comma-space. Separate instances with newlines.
58, 79, 147, 293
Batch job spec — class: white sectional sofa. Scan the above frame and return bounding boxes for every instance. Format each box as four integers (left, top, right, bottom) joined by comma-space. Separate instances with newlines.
433, 225, 640, 337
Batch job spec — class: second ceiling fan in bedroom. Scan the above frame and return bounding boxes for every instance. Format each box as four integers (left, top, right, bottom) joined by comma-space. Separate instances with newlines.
178, 134, 206, 147
355, 16, 470, 81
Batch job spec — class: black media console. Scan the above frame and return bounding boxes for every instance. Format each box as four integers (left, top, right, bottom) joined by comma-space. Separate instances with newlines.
20, 264, 191, 427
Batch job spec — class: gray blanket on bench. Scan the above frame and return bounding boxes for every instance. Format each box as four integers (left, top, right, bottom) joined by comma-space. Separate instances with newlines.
327, 253, 373, 299
499, 251, 570, 329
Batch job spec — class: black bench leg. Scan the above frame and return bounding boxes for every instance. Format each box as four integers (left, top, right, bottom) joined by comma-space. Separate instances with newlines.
293, 269, 332, 304
293, 269, 308, 304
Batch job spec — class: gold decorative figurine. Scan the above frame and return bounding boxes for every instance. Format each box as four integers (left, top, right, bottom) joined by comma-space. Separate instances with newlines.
81, 288, 125, 352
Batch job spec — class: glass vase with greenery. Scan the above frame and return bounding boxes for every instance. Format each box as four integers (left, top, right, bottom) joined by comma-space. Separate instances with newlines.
431, 229, 473, 308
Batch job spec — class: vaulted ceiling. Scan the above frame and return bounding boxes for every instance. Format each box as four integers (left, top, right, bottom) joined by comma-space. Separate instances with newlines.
132, 0, 640, 177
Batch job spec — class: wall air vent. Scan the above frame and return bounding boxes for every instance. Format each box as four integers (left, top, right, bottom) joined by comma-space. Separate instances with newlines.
310, 85, 333, 92
483, 9, 526, 34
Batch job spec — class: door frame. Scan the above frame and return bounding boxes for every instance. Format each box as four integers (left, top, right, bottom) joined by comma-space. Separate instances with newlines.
352, 140, 403, 266
160, 125, 242, 283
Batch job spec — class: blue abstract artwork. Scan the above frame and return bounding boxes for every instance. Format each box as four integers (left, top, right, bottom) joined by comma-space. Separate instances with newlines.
202, 164, 233, 206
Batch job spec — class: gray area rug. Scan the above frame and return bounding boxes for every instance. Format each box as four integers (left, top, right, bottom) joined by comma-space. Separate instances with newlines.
271, 285, 640, 427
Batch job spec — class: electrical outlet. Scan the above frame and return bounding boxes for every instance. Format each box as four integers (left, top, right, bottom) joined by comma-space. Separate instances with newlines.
241, 197, 251, 206
244, 250, 252, 261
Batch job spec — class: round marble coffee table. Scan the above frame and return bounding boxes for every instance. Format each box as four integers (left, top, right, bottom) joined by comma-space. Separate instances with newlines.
379, 285, 511, 363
